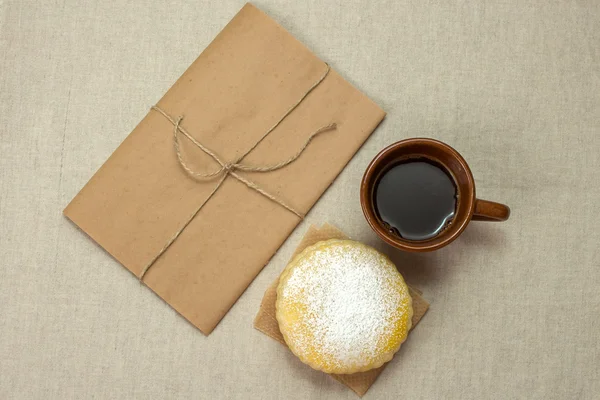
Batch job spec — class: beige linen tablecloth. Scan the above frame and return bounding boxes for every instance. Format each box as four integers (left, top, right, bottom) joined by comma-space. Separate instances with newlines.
1, 1, 599, 399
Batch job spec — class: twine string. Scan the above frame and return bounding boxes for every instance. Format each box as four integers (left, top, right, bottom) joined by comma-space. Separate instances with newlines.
139, 64, 335, 281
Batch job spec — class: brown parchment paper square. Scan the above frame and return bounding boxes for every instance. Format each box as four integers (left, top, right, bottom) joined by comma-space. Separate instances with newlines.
254, 224, 430, 397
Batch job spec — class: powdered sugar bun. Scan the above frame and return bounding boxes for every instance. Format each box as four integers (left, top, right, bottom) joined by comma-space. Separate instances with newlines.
276, 239, 413, 374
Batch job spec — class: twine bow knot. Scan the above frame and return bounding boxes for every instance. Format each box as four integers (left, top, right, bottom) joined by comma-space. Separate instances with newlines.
223, 162, 234, 173
138, 64, 336, 281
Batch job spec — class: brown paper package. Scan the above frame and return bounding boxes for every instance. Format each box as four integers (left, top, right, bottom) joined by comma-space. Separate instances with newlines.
254, 224, 429, 397
63, 3, 386, 335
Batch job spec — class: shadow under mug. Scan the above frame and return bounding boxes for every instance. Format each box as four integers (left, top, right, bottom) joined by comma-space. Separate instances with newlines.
360, 138, 510, 252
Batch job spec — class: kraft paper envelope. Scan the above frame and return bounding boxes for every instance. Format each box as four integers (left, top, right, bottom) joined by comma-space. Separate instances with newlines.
64, 3, 385, 335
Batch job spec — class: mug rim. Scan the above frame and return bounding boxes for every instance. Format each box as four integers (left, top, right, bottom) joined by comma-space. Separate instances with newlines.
360, 138, 476, 252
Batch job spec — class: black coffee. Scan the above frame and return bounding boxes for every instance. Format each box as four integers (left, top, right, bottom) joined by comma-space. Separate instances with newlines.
374, 159, 457, 241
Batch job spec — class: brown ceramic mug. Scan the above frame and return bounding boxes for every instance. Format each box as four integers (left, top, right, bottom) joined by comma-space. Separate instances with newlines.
360, 138, 510, 252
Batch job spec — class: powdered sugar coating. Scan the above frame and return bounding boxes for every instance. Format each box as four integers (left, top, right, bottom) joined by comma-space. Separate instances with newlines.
276, 239, 412, 374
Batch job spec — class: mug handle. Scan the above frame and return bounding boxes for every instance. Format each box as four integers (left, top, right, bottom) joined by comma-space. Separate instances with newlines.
472, 199, 510, 222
